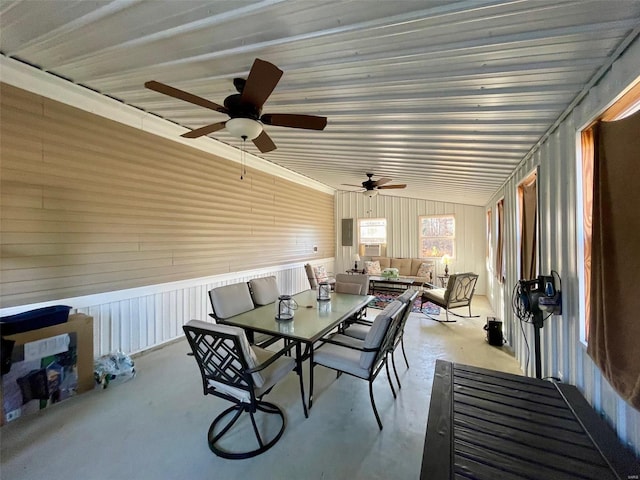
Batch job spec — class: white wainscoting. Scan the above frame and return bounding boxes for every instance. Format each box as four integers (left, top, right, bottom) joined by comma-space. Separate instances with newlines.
0, 259, 333, 358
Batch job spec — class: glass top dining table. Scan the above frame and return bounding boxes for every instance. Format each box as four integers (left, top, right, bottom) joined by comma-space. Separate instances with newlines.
221, 289, 375, 412
222, 289, 373, 343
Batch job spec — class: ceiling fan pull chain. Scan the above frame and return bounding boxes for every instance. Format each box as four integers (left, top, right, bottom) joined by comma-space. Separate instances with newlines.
240, 136, 249, 180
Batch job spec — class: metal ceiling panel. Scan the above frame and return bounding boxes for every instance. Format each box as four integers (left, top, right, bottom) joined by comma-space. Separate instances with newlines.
2, 0, 639, 205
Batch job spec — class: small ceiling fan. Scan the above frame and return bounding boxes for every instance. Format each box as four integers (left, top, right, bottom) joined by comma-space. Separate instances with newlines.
144, 58, 327, 153
342, 173, 407, 196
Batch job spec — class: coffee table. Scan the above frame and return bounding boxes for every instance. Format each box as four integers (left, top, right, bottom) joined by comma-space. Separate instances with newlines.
368, 275, 415, 295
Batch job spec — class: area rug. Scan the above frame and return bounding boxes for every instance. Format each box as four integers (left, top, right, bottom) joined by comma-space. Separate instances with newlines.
368, 292, 441, 316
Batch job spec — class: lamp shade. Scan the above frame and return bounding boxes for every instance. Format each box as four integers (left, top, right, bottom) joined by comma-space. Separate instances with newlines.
225, 117, 263, 140
352, 254, 361, 261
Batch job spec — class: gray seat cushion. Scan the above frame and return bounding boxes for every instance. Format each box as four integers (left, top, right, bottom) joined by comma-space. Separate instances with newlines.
314, 339, 370, 379
209, 283, 255, 319
343, 323, 369, 340
335, 273, 369, 295
248, 276, 280, 306
359, 300, 403, 368
421, 287, 446, 307
335, 282, 362, 294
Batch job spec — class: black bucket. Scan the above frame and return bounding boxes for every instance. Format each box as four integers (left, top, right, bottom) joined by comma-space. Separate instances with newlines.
484, 317, 504, 346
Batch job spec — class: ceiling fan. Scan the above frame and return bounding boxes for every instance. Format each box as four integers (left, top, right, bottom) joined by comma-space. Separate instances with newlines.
342, 173, 407, 196
144, 58, 327, 153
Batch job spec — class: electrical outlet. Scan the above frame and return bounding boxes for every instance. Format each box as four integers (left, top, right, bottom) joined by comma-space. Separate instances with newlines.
6, 408, 21, 422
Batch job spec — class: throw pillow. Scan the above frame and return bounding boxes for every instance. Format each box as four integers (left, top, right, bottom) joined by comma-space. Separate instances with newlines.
313, 265, 328, 282
417, 262, 433, 278
365, 260, 381, 275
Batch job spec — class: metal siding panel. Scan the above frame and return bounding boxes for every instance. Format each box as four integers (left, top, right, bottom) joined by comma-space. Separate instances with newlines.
335, 192, 486, 291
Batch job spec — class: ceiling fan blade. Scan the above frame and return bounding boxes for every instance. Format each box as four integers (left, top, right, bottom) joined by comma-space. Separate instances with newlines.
252, 130, 277, 153
377, 184, 407, 189
145, 81, 228, 114
341, 184, 365, 188
240, 59, 283, 110
261, 114, 327, 131
181, 121, 226, 139
374, 177, 393, 186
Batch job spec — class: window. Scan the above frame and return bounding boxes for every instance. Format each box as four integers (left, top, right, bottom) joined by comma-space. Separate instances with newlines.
578, 79, 640, 407
495, 198, 505, 284
358, 218, 386, 255
486, 209, 492, 267
419, 215, 455, 258
578, 80, 640, 342
517, 170, 538, 281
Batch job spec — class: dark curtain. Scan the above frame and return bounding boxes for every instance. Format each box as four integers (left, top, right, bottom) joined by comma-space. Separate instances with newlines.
495, 199, 505, 284
587, 109, 640, 410
520, 177, 537, 280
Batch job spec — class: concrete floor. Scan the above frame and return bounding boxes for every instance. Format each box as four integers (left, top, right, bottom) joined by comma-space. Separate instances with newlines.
1, 296, 522, 480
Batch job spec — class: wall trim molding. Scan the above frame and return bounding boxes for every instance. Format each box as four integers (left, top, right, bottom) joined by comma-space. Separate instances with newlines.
0, 55, 334, 195
0, 257, 334, 316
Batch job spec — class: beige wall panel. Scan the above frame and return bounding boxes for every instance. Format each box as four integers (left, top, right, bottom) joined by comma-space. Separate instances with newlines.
2, 243, 141, 257
0, 83, 43, 113
1, 84, 334, 308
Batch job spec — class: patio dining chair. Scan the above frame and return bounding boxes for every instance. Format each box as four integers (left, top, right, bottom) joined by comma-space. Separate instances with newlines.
342, 289, 418, 388
304, 263, 336, 290
310, 300, 405, 430
209, 282, 276, 347
334, 273, 370, 324
183, 320, 306, 459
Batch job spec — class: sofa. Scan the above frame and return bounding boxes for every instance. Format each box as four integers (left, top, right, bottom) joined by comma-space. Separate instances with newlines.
365, 257, 434, 285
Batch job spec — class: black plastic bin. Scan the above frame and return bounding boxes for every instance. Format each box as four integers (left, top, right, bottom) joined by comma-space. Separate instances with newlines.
484, 317, 504, 346
0, 305, 72, 336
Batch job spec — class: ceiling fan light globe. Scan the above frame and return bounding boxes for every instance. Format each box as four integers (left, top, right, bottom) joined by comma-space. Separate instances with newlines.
364, 189, 378, 198
226, 117, 263, 140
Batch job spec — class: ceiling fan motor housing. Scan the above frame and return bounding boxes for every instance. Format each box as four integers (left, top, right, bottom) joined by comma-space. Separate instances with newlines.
224, 94, 261, 120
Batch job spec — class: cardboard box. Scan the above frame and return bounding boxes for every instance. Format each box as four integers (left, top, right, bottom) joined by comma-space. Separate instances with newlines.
1, 313, 94, 425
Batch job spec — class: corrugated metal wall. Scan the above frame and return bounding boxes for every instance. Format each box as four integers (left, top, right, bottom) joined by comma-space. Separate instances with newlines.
485, 37, 640, 453
335, 192, 486, 293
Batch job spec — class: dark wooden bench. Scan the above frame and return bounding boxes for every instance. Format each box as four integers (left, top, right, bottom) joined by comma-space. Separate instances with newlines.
421, 360, 640, 480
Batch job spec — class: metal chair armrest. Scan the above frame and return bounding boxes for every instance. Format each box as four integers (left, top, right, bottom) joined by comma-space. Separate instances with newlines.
246, 340, 298, 374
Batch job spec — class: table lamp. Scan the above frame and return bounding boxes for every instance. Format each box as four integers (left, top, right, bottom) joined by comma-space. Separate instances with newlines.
441, 254, 451, 276
352, 253, 360, 270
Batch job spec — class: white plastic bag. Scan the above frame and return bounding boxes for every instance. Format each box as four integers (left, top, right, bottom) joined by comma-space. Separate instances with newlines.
94, 351, 135, 388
